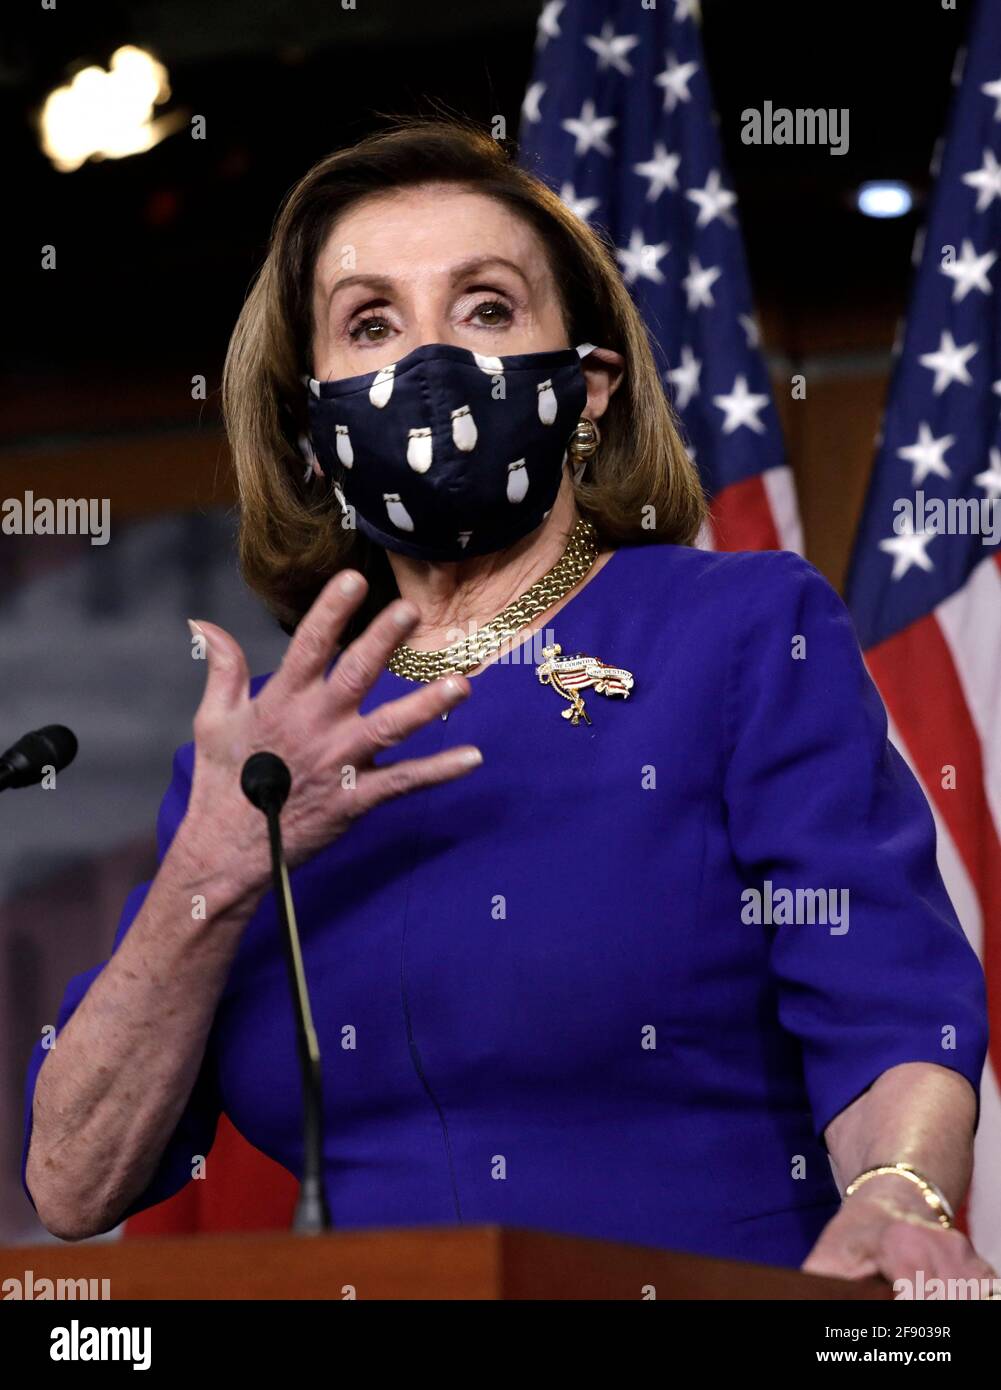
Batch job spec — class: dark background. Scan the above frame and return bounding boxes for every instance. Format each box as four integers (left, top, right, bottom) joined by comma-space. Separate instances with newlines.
1, 0, 974, 379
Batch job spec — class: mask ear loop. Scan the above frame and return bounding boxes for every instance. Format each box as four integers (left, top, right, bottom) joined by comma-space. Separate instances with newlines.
298, 434, 323, 483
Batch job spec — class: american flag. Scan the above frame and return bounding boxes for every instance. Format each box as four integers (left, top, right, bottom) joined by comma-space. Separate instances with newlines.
518, 0, 802, 553
844, 0, 1001, 1266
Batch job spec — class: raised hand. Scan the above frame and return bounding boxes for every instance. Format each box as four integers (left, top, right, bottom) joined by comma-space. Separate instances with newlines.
180, 568, 481, 911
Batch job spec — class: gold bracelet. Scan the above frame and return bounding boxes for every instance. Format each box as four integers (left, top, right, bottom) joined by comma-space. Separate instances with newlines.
845, 1163, 954, 1229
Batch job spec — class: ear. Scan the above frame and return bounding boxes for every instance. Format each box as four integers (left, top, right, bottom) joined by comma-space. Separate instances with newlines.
580, 347, 625, 424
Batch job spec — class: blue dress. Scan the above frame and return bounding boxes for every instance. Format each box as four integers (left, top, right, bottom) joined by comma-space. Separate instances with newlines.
22, 544, 988, 1266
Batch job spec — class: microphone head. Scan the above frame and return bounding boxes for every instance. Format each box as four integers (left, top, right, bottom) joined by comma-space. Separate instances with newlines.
0, 724, 78, 789
240, 751, 292, 814
33, 725, 79, 771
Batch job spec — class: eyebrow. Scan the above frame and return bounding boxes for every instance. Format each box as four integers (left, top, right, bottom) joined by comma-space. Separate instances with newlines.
325, 256, 532, 306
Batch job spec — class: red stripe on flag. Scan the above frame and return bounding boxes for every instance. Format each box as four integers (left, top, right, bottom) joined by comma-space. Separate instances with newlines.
123, 1115, 297, 1237
866, 617, 1001, 1083
709, 474, 782, 551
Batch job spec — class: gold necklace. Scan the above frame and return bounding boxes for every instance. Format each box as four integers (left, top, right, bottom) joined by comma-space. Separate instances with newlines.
386, 517, 600, 683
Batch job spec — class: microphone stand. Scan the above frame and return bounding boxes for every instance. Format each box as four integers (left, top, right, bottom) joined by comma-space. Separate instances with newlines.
242, 753, 332, 1234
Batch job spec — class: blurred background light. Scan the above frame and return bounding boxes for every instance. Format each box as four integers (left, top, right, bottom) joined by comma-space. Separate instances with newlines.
39, 45, 181, 173
855, 180, 915, 218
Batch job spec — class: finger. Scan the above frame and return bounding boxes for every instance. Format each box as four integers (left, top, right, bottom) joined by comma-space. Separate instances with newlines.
273, 570, 371, 694
801, 1244, 878, 1280
189, 619, 251, 724
324, 596, 421, 711
353, 674, 471, 756
352, 744, 483, 814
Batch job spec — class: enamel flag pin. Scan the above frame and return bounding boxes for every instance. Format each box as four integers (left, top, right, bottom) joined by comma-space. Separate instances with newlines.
535, 643, 635, 726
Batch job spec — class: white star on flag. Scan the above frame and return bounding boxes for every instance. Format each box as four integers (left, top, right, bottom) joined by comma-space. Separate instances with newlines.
712, 374, 770, 434
939, 239, 997, 302
584, 23, 640, 77
559, 182, 600, 223
655, 52, 699, 113
973, 447, 1001, 501
685, 169, 737, 228
962, 147, 1001, 211
918, 330, 978, 395
878, 519, 938, 581
562, 99, 617, 157
682, 255, 722, 310
896, 422, 955, 485
522, 82, 546, 125
616, 229, 670, 285
536, 0, 564, 49
981, 73, 1001, 120
633, 143, 681, 200
666, 346, 702, 409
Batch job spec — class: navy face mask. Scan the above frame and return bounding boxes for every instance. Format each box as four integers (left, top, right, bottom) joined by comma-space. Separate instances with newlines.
305, 341, 595, 562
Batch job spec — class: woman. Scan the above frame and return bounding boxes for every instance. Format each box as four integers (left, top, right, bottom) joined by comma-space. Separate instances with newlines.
23, 120, 994, 1287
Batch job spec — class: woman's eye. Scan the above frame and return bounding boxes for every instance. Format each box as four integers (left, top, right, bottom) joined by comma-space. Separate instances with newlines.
472, 299, 513, 327
347, 300, 511, 340
349, 315, 391, 342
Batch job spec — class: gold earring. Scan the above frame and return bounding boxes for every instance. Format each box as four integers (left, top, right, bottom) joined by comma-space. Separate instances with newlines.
568, 417, 600, 467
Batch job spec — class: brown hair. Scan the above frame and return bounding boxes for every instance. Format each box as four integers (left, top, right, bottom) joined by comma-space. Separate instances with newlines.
222, 116, 706, 636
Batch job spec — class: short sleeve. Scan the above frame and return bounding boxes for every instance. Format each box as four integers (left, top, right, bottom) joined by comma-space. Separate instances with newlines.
21, 739, 222, 1227
722, 550, 988, 1141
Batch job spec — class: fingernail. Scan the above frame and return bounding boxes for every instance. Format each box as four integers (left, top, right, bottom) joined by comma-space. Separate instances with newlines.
461, 747, 483, 766
442, 676, 467, 702
338, 572, 362, 595
393, 601, 417, 628
187, 618, 210, 658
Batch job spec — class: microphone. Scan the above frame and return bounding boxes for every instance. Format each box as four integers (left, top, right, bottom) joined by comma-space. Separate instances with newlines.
240, 752, 332, 1234
0, 725, 78, 793
241, 750, 291, 815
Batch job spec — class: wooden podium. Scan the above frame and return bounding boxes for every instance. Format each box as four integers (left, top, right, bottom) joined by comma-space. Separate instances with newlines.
1, 1226, 893, 1300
